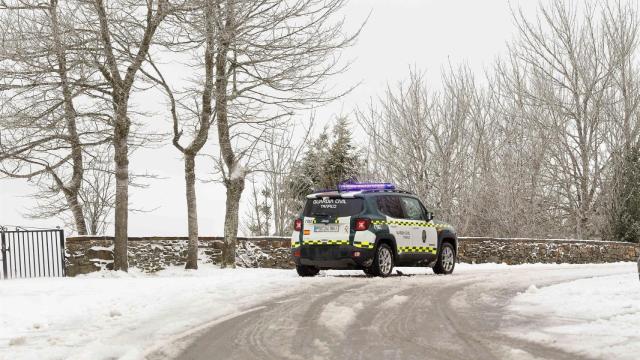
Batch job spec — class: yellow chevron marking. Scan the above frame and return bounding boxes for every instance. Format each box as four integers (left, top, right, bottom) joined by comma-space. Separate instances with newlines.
353, 241, 374, 249
372, 220, 449, 229
302, 240, 349, 246
397, 246, 437, 254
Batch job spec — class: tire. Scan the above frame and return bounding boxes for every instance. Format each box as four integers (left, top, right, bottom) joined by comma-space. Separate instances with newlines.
371, 243, 394, 277
296, 265, 320, 277
433, 242, 456, 275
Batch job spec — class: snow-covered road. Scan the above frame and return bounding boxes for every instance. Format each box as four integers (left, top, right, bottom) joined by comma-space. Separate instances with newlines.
1, 263, 637, 360
173, 263, 637, 360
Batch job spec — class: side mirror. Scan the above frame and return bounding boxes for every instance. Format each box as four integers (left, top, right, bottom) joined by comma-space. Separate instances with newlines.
426, 212, 434, 221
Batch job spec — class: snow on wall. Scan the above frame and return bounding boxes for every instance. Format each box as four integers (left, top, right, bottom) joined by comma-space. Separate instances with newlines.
65, 236, 294, 276
458, 237, 639, 265
64, 236, 639, 276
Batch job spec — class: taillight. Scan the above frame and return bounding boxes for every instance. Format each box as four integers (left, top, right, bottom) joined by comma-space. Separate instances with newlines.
354, 218, 371, 231
294, 218, 302, 231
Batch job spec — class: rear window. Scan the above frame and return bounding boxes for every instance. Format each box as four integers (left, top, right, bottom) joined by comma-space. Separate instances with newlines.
376, 195, 404, 218
303, 198, 364, 217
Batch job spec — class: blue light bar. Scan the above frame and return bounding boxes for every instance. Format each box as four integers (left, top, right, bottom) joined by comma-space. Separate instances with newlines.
337, 182, 395, 192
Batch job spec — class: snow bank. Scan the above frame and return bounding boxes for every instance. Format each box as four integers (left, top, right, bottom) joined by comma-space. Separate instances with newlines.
0, 266, 329, 360
508, 272, 640, 360
318, 302, 364, 335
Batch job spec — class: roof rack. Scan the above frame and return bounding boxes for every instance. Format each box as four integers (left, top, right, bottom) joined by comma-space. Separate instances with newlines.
360, 188, 415, 195
306, 188, 416, 199
311, 182, 415, 196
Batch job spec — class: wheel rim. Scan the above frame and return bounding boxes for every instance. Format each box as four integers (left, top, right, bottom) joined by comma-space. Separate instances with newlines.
442, 246, 454, 272
378, 247, 392, 275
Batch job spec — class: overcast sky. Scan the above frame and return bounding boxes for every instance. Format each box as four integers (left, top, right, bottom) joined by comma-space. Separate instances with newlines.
0, 0, 539, 236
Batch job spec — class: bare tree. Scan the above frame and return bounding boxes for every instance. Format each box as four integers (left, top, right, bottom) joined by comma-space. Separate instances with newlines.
147, 0, 216, 270
600, 1, 640, 240
242, 177, 271, 236
602, 1, 640, 153
353, 0, 640, 241
488, 54, 556, 237
200, 0, 359, 267
510, 1, 616, 238
242, 119, 315, 237
79, 150, 116, 235
19, 148, 116, 235
461, 0, 640, 240
0, 0, 111, 235
90, 0, 173, 270
356, 67, 477, 225
262, 123, 311, 235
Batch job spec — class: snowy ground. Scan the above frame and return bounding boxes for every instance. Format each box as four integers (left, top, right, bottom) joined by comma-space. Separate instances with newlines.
0, 263, 638, 360
0, 266, 325, 360
508, 271, 640, 360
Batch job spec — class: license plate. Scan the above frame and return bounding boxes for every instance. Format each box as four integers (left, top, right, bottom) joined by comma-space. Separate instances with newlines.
314, 224, 339, 232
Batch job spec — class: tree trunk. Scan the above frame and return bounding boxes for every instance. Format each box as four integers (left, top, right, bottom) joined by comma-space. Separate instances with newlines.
166, 0, 214, 270
92, 0, 167, 272
271, 175, 283, 236
51, 0, 88, 236
113, 115, 129, 271
214, 0, 237, 268
184, 153, 199, 269
65, 191, 88, 235
221, 176, 244, 268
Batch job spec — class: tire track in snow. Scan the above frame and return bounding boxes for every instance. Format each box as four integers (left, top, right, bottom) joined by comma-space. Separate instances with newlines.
174, 264, 633, 360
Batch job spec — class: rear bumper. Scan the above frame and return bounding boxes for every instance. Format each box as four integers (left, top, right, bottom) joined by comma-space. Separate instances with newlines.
293, 245, 375, 269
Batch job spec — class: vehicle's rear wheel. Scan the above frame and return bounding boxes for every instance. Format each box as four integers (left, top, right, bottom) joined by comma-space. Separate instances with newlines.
296, 265, 320, 277
372, 243, 394, 277
433, 242, 456, 275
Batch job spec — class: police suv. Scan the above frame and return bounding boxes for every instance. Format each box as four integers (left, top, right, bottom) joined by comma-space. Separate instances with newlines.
291, 183, 458, 277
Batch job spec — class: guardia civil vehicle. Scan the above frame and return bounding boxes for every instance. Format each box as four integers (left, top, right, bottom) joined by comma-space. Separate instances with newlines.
291, 183, 458, 277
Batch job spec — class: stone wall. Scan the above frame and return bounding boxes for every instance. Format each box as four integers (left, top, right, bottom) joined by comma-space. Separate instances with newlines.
458, 237, 640, 265
65, 236, 294, 277
65, 235, 639, 276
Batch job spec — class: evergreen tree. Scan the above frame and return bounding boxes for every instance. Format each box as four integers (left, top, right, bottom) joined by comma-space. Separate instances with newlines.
607, 145, 640, 243
323, 117, 361, 187
287, 118, 361, 211
289, 127, 330, 198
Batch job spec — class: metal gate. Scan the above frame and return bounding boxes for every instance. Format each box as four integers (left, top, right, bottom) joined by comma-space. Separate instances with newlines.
0, 227, 66, 279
